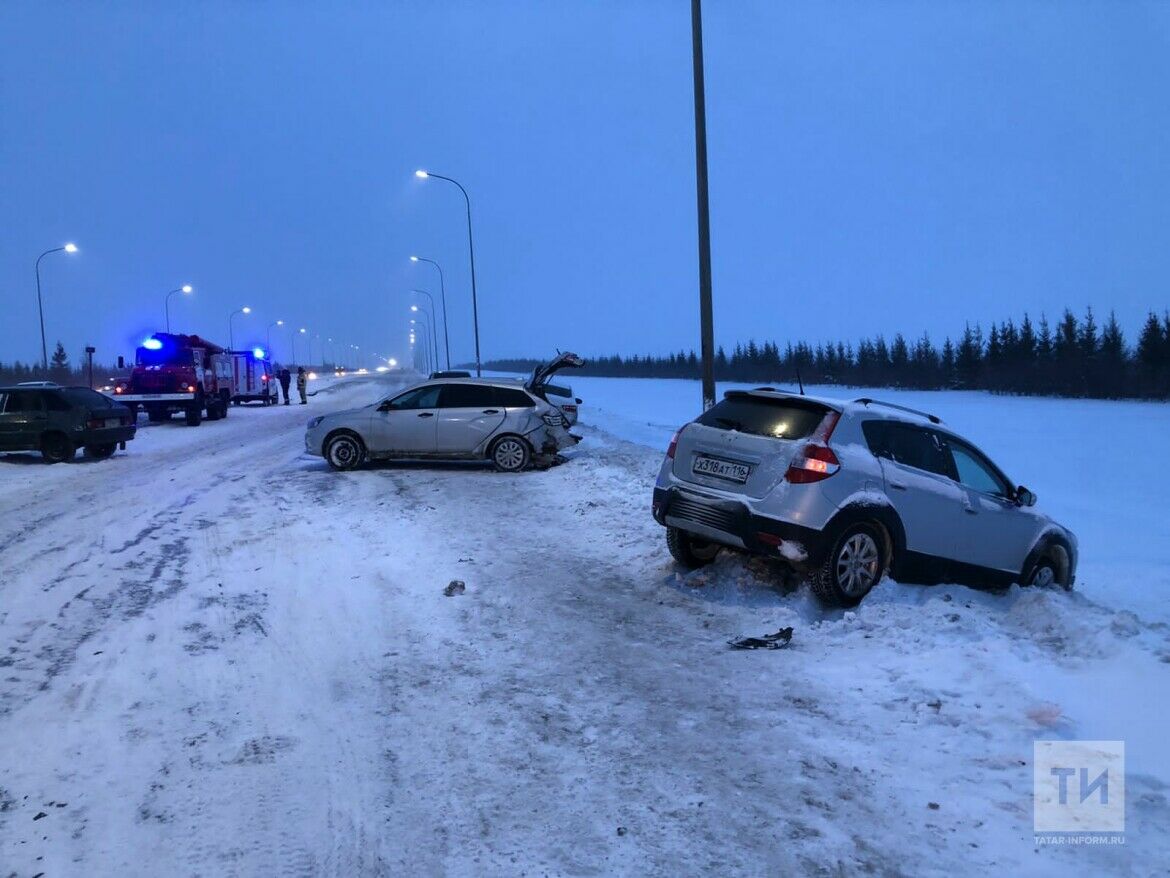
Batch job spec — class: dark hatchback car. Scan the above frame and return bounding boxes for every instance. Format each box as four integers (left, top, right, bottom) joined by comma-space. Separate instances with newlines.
0, 386, 136, 463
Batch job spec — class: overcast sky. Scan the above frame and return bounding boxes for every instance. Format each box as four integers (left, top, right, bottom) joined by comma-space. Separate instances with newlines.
2, 1, 1167, 369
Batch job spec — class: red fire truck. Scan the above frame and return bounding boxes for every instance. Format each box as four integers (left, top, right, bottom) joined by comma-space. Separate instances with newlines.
114, 333, 234, 426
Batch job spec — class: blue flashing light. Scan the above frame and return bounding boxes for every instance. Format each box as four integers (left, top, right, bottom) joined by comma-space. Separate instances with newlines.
252, 347, 266, 359
142, 338, 163, 350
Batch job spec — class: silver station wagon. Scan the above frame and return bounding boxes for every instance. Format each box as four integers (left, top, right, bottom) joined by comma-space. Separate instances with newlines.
307, 354, 583, 473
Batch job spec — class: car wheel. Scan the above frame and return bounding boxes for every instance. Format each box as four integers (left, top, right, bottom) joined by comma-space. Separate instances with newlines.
490, 435, 531, 473
84, 444, 117, 460
666, 526, 721, 568
325, 433, 365, 471
810, 522, 887, 607
41, 433, 76, 464
1028, 544, 1071, 589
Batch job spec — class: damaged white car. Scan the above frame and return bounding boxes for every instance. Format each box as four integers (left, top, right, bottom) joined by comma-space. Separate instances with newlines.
306, 353, 584, 472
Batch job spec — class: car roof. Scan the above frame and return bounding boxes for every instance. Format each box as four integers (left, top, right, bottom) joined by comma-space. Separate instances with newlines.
727, 388, 943, 426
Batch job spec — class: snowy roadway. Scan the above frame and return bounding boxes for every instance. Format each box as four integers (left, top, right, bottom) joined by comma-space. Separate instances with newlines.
1, 374, 1167, 876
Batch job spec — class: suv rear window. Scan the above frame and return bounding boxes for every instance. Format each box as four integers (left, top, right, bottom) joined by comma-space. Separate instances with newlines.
696, 395, 829, 440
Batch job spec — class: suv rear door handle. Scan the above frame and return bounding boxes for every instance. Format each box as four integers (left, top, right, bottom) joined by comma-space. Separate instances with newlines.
482, 409, 499, 414
417, 412, 434, 418
889, 480, 907, 490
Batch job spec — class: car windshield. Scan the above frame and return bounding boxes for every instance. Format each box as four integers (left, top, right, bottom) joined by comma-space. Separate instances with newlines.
695, 396, 829, 439
60, 388, 117, 409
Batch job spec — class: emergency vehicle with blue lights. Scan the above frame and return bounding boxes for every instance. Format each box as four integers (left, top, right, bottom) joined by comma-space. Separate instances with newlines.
114, 333, 234, 426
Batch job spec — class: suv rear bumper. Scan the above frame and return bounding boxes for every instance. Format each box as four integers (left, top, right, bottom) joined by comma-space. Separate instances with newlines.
652, 485, 825, 568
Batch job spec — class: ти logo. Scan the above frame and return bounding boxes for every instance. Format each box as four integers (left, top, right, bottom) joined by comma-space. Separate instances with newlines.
1034, 740, 1125, 834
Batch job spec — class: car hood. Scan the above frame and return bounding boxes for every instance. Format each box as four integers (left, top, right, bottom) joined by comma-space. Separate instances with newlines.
316, 404, 373, 424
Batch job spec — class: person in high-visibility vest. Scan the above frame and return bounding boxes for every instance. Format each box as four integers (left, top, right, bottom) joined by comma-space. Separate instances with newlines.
296, 366, 308, 404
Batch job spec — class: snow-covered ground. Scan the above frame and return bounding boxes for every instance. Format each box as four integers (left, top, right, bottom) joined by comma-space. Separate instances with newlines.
1, 374, 1167, 876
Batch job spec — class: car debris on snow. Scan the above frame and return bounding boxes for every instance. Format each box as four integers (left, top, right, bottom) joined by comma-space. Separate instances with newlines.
444, 580, 466, 597
727, 627, 793, 650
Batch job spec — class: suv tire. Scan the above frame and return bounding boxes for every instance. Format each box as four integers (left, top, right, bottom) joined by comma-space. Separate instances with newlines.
666, 526, 721, 568
490, 435, 531, 473
41, 433, 76, 464
325, 432, 365, 471
810, 522, 887, 607
1028, 544, 1071, 589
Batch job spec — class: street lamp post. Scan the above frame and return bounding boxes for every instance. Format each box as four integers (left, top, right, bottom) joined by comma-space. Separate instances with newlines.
410, 320, 431, 373
410, 255, 451, 369
415, 170, 481, 376
410, 294, 440, 370
691, 0, 717, 410
165, 285, 194, 333
266, 320, 284, 359
228, 306, 252, 351
291, 327, 306, 365
35, 243, 78, 370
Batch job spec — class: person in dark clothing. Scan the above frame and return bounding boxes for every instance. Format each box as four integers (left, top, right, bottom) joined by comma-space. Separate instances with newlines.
278, 368, 292, 405
296, 366, 308, 404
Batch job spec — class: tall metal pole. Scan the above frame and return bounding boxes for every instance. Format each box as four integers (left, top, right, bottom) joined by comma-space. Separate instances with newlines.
35, 247, 66, 370
413, 256, 451, 369
165, 287, 192, 334
411, 291, 440, 371
691, 0, 717, 411
413, 313, 433, 373
417, 172, 481, 375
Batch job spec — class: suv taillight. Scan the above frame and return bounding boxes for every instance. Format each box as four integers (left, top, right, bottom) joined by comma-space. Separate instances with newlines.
785, 444, 840, 483
666, 429, 681, 460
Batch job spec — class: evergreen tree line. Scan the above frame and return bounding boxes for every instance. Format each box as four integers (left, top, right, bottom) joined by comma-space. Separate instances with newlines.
485, 308, 1170, 400
0, 341, 116, 387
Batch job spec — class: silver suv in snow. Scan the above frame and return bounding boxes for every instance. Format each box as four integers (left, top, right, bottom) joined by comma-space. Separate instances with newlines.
652, 390, 1077, 606
306, 354, 584, 472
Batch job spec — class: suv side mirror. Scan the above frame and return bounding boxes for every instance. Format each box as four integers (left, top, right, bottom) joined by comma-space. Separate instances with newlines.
377, 400, 393, 412
1015, 486, 1037, 507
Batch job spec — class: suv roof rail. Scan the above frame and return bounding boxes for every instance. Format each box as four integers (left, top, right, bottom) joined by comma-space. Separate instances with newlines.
854, 397, 943, 424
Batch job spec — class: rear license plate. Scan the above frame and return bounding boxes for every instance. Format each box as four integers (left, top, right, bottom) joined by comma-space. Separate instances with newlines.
692, 455, 750, 483
104, 418, 121, 427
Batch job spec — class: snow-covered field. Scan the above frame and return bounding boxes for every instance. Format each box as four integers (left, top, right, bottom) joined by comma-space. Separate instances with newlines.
1, 373, 1167, 876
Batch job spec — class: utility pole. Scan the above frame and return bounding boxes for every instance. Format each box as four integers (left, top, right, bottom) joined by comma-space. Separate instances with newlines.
85, 346, 96, 389
691, 0, 716, 410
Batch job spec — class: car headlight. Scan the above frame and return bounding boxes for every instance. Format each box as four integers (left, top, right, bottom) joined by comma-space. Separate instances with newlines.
307, 416, 324, 429
542, 412, 565, 427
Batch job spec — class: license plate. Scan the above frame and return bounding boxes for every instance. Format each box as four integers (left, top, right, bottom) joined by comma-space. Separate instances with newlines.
104, 418, 122, 427
692, 455, 750, 483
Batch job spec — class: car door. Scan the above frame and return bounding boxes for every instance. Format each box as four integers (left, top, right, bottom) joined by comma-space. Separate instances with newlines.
864, 421, 969, 562
435, 383, 507, 453
367, 385, 441, 453
0, 390, 47, 451
942, 435, 1039, 574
